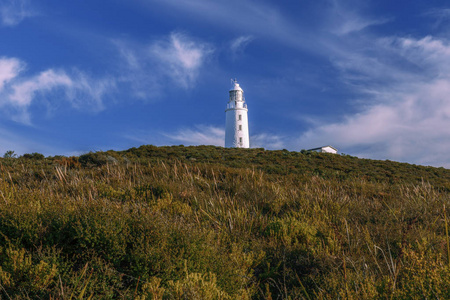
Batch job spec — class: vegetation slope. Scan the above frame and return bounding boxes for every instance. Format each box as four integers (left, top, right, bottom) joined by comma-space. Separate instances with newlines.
0, 145, 449, 299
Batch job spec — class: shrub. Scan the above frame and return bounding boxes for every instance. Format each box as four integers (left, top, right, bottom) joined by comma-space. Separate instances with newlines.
1, 145, 450, 298
79, 152, 108, 167
22, 152, 45, 160
0, 246, 57, 296
3, 150, 17, 158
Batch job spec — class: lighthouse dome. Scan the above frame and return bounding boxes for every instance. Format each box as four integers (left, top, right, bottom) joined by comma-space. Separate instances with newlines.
230, 81, 243, 92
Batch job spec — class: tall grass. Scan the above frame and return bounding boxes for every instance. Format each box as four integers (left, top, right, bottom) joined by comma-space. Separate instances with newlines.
0, 146, 449, 298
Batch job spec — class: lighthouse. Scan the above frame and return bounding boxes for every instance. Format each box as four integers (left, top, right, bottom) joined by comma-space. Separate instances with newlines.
225, 79, 250, 148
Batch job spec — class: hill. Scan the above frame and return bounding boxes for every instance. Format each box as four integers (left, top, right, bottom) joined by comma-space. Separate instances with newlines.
0, 145, 449, 299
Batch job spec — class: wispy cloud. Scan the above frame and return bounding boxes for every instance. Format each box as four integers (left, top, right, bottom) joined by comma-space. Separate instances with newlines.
150, 32, 214, 88
9, 69, 73, 107
328, 0, 391, 35
425, 8, 450, 18
164, 125, 225, 146
298, 35, 450, 167
230, 35, 254, 58
115, 32, 214, 97
423, 8, 450, 29
137, 0, 314, 51
137, 0, 391, 67
0, 57, 23, 89
162, 124, 287, 150
251, 133, 285, 149
0, 57, 113, 123
0, 0, 35, 26
332, 16, 390, 36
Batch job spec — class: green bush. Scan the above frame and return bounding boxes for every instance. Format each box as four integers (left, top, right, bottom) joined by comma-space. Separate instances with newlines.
0, 145, 450, 298
79, 151, 109, 167
22, 152, 45, 160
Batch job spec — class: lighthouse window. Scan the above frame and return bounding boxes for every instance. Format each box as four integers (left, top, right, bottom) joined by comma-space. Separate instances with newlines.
238, 115, 242, 121
239, 137, 243, 144
239, 125, 242, 131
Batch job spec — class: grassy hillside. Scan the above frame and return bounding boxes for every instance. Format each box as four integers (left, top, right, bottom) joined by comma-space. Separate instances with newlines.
0, 145, 449, 299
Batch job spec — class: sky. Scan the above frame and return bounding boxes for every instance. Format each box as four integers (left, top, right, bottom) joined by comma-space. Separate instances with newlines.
1, 0, 450, 167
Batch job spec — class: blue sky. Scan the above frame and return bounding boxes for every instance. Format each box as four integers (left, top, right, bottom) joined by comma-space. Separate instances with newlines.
1, 0, 450, 167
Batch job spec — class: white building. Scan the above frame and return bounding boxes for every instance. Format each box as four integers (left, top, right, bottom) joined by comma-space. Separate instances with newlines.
225, 79, 250, 148
307, 145, 338, 154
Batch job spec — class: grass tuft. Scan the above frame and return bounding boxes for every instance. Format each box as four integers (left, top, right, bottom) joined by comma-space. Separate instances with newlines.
0, 145, 449, 298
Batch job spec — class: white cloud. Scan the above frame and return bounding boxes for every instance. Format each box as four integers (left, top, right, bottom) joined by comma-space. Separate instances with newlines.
251, 133, 285, 149
9, 69, 73, 106
0, 0, 34, 26
0, 56, 113, 123
331, 12, 390, 36
424, 8, 450, 29
164, 125, 225, 146
334, 17, 390, 35
396, 36, 450, 67
426, 8, 450, 19
115, 40, 140, 70
68, 70, 112, 110
325, 0, 392, 35
113, 39, 161, 100
150, 32, 214, 89
0, 57, 23, 89
230, 35, 254, 57
297, 35, 450, 167
162, 125, 287, 150
138, 0, 312, 51
114, 32, 213, 97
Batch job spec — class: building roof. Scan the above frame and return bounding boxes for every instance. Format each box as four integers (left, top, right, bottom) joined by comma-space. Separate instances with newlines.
307, 145, 338, 152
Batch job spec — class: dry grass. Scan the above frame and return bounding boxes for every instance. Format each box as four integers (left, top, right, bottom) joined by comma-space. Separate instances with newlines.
0, 146, 449, 299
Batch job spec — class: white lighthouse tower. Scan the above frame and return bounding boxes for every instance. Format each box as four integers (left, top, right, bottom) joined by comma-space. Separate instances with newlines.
225, 79, 250, 148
